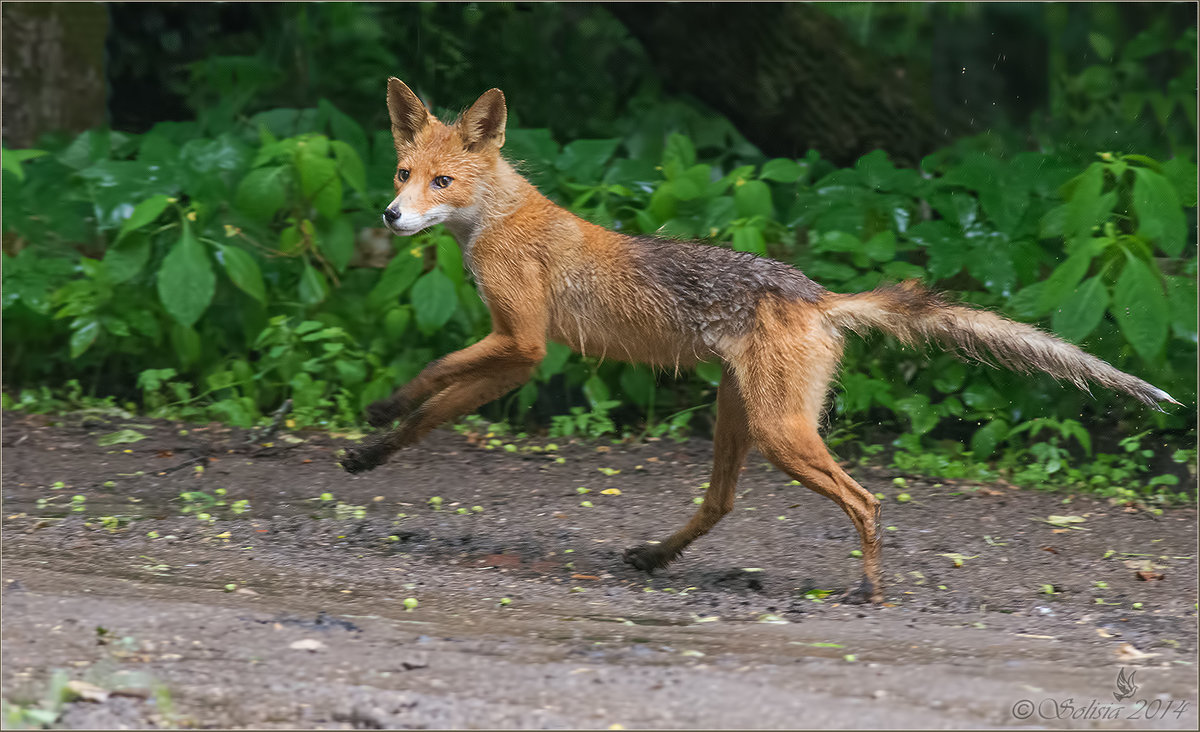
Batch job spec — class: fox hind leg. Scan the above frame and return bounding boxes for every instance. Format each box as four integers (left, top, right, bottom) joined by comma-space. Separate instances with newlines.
728, 303, 884, 603
751, 417, 884, 603
623, 366, 752, 571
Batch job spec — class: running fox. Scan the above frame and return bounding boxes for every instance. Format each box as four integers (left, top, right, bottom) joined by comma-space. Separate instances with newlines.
340, 78, 1178, 603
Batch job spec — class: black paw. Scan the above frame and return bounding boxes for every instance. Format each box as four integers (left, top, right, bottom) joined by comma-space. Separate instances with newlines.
365, 400, 399, 429
840, 577, 882, 605
340, 445, 385, 474
622, 543, 673, 573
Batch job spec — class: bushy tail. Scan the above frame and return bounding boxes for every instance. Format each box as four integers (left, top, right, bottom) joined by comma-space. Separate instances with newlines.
820, 281, 1178, 409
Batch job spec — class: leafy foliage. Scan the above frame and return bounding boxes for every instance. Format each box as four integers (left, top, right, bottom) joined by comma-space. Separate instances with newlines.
2, 84, 1195, 489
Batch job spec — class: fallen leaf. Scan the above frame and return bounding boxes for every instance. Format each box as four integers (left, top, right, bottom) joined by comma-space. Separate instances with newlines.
600, 488, 622, 495
1041, 546, 1059, 554
65, 680, 110, 703
1136, 570, 1165, 581
938, 552, 978, 567
571, 573, 600, 581
97, 429, 147, 447
1036, 515, 1090, 531
1124, 559, 1168, 571
1115, 642, 1159, 662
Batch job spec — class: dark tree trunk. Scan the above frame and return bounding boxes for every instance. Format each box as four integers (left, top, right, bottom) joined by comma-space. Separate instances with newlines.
603, 2, 952, 167
2, 2, 109, 147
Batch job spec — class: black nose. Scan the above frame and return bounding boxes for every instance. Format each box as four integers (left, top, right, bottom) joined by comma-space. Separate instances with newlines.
383, 207, 401, 224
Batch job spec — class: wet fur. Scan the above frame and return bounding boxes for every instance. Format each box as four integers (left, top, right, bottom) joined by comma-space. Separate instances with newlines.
342, 78, 1178, 604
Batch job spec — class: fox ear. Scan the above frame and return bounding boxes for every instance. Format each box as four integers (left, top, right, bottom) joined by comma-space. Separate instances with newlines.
387, 77, 430, 147
459, 88, 506, 151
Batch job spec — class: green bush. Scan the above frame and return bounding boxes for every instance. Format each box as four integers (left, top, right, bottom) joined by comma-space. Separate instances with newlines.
2, 96, 1195, 465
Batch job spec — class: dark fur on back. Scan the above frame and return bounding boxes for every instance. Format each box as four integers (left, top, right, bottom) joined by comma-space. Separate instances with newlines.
630, 235, 826, 345
631, 236, 825, 305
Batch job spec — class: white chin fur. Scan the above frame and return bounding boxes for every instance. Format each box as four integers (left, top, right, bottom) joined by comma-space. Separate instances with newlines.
383, 204, 452, 236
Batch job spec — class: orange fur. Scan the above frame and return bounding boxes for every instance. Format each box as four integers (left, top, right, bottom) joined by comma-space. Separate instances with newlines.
341, 79, 1176, 605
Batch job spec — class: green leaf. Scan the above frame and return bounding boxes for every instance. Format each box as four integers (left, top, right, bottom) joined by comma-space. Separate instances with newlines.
812, 231, 861, 253
1131, 167, 1186, 256
734, 180, 773, 218
1035, 251, 1093, 315
760, 158, 804, 183
157, 222, 215, 327
932, 360, 966, 393
695, 361, 723, 386
297, 150, 342, 219
894, 394, 939, 435
1062, 164, 1115, 237
556, 139, 621, 182
217, 245, 266, 304
171, 323, 201, 367
321, 98, 369, 158
236, 166, 289, 223
967, 243, 1017, 296
1, 147, 48, 180
298, 263, 328, 305
537, 341, 572, 380
863, 231, 896, 262
368, 245, 423, 310
411, 268, 458, 334
662, 133, 696, 170
104, 231, 151, 284
907, 221, 965, 280
1111, 255, 1169, 362
1088, 31, 1114, 59
962, 381, 1008, 412
731, 225, 767, 255
1165, 275, 1198, 341
436, 235, 465, 287
70, 318, 101, 358
116, 194, 171, 242
1051, 275, 1109, 343
619, 365, 656, 408
583, 374, 610, 407
971, 419, 1010, 458
331, 140, 366, 195
384, 306, 412, 339
317, 216, 355, 273
1161, 157, 1197, 208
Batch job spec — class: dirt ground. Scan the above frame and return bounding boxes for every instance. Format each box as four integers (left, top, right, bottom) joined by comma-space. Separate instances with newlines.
2, 409, 1197, 729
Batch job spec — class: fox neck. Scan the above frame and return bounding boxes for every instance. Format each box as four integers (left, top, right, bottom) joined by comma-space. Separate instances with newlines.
441, 157, 538, 253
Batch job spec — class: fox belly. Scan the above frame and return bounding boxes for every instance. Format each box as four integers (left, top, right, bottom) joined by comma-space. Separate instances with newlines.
547, 277, 717, 368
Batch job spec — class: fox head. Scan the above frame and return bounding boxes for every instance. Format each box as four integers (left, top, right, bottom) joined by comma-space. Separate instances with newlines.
382, 78, 507, 237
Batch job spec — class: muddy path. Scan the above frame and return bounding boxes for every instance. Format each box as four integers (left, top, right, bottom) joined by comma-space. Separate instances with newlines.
2, 410, 1197, 729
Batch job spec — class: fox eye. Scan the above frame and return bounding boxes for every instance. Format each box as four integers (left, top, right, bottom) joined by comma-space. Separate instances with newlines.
397, 169, 410, 182
432, 175, 453, 189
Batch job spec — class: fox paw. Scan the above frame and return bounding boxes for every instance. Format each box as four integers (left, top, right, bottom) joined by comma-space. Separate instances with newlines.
340, 445, 386, 474
840, 577, 883, 605
622, 543, 674, 573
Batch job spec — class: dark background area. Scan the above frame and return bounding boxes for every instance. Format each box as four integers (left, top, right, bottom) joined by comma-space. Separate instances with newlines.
4, 2, 1196, 163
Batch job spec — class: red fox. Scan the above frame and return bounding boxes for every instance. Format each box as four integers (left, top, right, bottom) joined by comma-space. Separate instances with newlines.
341, 78, 1178, 603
